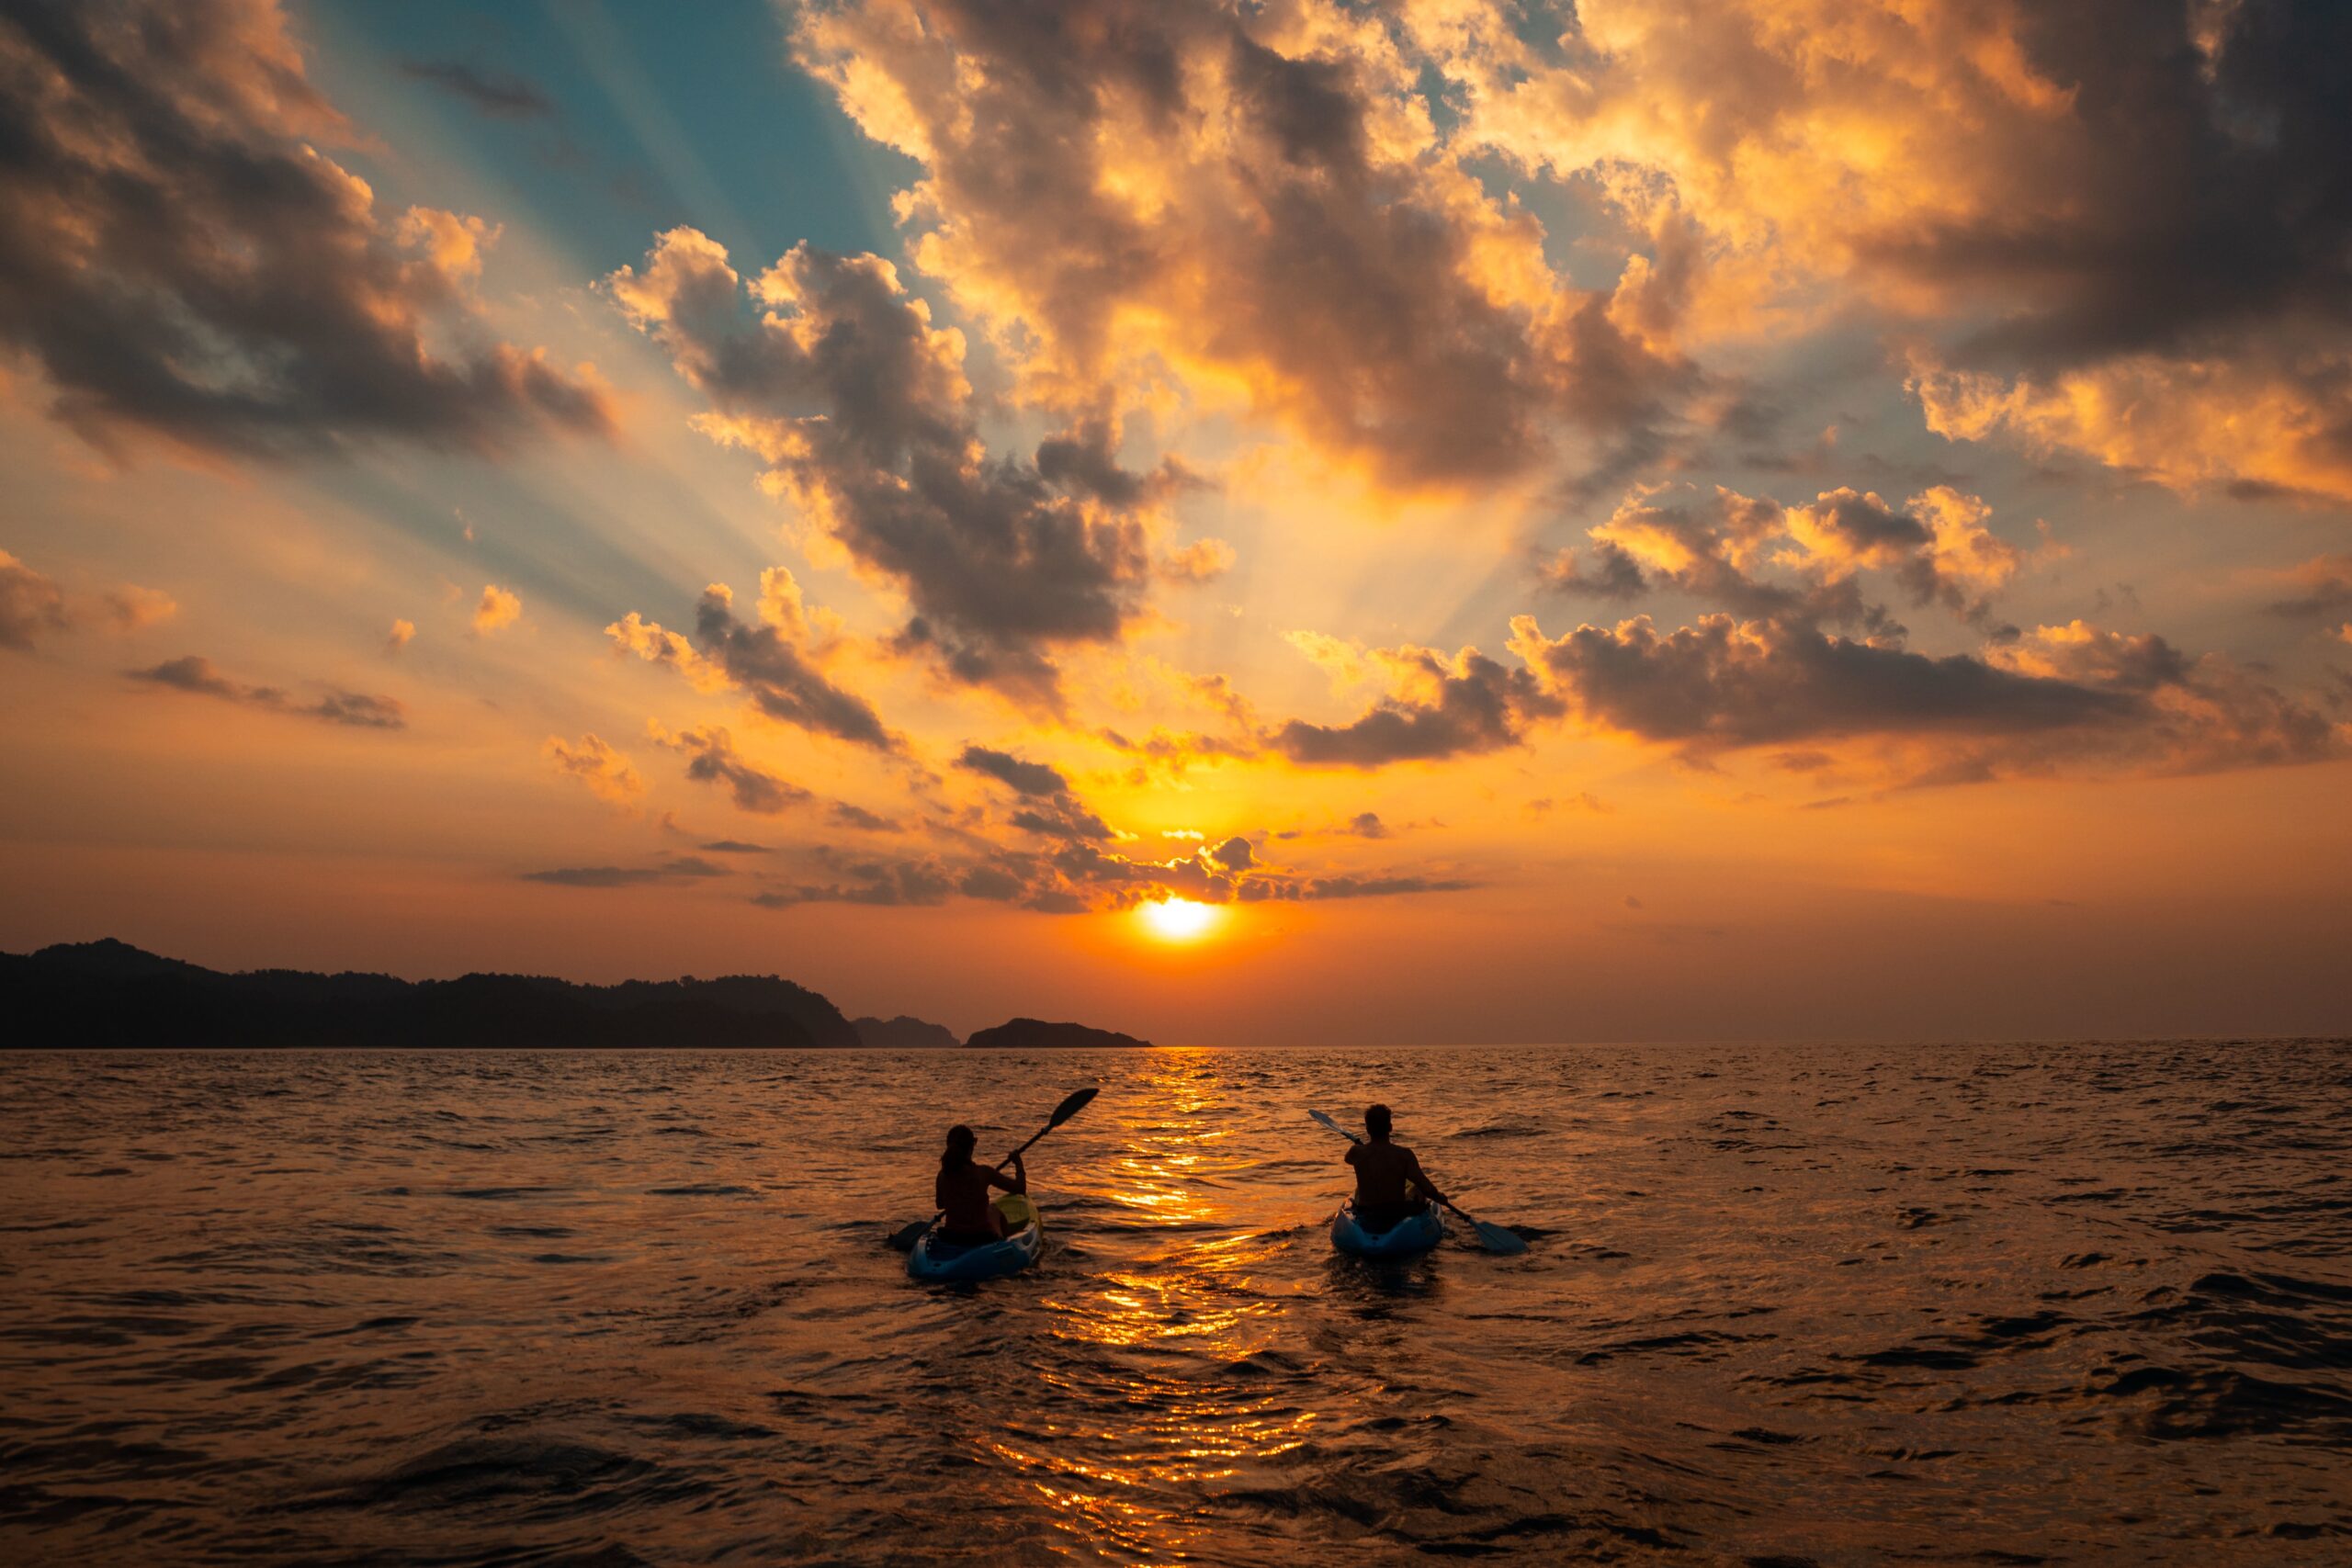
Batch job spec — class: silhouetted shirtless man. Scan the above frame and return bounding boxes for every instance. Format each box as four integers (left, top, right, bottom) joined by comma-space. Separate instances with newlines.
1346, 1103, 1448, 1229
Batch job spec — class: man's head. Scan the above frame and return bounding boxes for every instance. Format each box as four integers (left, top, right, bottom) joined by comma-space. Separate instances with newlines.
1364, 1103, 1392, 1141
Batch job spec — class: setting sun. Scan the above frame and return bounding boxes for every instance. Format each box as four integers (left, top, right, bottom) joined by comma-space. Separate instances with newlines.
1138, 898, 1221, 942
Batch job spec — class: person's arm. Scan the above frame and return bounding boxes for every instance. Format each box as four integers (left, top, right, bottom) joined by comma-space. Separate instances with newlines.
1405, 1149, 1448, 1207
1344, 1143, 1362, 1169
990, 1150, 1028, 1195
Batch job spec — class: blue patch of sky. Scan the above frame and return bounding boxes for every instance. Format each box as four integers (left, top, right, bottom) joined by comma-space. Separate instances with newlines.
306, 0, 917, 276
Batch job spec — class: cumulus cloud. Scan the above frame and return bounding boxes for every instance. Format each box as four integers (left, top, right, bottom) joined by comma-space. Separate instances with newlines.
1, 549, 175, 650
791, 0, 1692, 491
608, 231, 1174, 703
386, 618, 416, 656
130, 655, 404, 728
0, 549, 71, 651
1508, 614, 2135, 750
98, 584, 178, 631
1160, 538, 1237, 584
0, 0, 610, 459
1269, 642, 1562, 767
1438, 0, 2352, 501
648, 722, 810, 815
471, 586, 522, 636
609, 576, 893, 750
545, 734, 644, 806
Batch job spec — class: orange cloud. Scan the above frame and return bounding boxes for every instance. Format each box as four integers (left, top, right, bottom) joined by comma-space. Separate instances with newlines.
545, 734, 645, 806
472, 585, 522, 635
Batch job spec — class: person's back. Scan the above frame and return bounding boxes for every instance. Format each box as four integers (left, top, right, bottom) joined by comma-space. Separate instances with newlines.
1344, 1102, 1445, 1230
934, 1122, 1024, 1243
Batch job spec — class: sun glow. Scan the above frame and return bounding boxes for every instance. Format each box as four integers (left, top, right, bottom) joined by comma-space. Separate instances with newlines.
1138, 897, 1221, 942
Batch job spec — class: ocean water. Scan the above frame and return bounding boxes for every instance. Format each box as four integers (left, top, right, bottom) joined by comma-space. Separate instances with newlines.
1, 1043, 2347, 1565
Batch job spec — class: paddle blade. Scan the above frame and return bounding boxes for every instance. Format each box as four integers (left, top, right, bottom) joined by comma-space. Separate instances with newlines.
1308, 1108, 1360, 1143
886, 1219, 930, 1253
1470, 1218, 1529, 1255
1047, 1085, 1100, 1128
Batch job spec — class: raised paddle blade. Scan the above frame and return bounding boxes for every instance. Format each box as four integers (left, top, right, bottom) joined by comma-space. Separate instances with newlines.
1046, 1085, 1099, 1127
1308, 1108, 1362, 1143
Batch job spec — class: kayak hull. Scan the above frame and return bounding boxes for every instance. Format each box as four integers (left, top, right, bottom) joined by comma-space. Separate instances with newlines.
908, 1193, 1044, 1281
1331, 1196, 1444, 1258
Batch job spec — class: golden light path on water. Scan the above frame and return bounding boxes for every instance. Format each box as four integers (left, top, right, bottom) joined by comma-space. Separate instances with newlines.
1003, 1055, 1315, 1560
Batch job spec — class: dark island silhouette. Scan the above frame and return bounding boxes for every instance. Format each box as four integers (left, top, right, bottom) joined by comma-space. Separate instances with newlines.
966, 1018, 1153, 1050
3, 940, 1148, 1052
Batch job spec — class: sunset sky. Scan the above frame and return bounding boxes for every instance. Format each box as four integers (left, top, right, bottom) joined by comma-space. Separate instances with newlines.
3, 0, 2347, 1043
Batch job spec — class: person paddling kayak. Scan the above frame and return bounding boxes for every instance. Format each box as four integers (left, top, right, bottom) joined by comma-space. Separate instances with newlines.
936, 1123, 1026, 1245
1344, 1103, 1448, 1230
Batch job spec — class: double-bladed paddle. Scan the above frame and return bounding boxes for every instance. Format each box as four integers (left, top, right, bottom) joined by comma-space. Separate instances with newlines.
888, 1086, 1100, 1251
1308, 1107, 1529, 1255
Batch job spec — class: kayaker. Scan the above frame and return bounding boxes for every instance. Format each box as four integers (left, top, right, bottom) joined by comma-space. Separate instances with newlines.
1345, 1103, 1447, 1229
936, 1122, 1025, 1244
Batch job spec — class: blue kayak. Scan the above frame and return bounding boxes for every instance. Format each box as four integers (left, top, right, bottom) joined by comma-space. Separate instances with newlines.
908, 1193, 1044, 1282
1331, 1195, 1444, 1258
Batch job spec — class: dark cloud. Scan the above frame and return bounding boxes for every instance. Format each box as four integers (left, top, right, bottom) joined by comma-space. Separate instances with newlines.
752, 857, 956, 908
522, 856, 730, 889
1509, 615, 2135, 750
0, 0, 611, 459
398, 59, 553, 119
609, 233, 1162, 704
1344, 812, 1389, 839
1270, 649, 1562, 767
689, 581, 894, 750
1871, 1, 2352, 370
1539, 542, 1647, 600
522, 866, 667, 888
1238, 874, 1476, 902
956, 745, 1070, 797
130, 655, 405, 729
947, 744, 1116, 841
699, 840, 771, 854
2267, 556, 2352, 618
1206, 835, 1254, 871
830, 802, 899, 832
651, 725, 810, 815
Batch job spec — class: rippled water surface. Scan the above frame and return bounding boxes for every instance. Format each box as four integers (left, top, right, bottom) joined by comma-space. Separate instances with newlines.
3, 1043, 2349, 1564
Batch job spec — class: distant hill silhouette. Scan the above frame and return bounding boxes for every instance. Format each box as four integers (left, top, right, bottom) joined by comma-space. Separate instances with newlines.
852, 1015, 962, 1049
966, 1017, 1153, 1050
3, 940, 859, 1050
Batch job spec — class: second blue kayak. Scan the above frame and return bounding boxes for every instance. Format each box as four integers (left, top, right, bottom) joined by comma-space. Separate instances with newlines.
1331, 1195, 1444, 1258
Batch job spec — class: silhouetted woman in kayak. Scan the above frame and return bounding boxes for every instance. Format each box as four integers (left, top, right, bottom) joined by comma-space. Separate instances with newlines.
937, 1123, 1025, 1244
